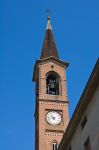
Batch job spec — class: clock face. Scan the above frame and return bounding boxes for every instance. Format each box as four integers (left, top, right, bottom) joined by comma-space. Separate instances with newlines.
46, 111, 62, 125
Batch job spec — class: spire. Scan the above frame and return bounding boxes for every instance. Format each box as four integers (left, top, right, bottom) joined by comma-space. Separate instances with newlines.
40, 16, 59, 59
46, 16, 52, 30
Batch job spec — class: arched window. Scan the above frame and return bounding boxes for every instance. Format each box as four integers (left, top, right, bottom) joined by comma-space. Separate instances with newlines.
46, 72, 59, 95
53, 141, 58, 150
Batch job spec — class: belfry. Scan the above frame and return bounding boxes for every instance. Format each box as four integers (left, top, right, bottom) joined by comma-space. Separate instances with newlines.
33, 17, 69, 150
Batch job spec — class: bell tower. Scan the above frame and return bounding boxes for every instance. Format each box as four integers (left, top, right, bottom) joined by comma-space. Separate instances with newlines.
33, 17, 69, 150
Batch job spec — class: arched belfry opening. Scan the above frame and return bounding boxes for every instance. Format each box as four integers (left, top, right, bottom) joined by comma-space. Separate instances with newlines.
46, 71, 61, 95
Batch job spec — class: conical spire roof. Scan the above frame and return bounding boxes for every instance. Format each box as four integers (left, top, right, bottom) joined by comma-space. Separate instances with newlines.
40, 16, 59, 59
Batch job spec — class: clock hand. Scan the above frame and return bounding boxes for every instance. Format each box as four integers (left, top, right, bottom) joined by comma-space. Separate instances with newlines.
52, 116, 55, 120
52, 116, 56, 120
50, 114, 55, 120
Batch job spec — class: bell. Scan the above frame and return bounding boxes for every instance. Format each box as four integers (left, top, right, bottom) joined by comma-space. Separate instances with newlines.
48, 79, 56, 94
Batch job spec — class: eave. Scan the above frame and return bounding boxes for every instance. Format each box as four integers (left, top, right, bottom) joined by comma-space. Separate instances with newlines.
32, 56, 69, 81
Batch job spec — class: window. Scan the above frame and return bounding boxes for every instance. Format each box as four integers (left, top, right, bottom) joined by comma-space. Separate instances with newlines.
67, 145, 71, 150
81, 115, 87, 129
53, 141, 58, 150
68, 146, 71, 150
46, 73, 59, 95
84, 137, 91, 150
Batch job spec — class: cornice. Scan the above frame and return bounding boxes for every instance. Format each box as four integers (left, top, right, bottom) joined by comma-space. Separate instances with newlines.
38, 99, 69, 104
33, 56, 69, 81
45, 129, 64, 134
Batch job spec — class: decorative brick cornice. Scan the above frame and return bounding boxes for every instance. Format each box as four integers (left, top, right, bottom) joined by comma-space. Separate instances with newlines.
39, 100, 68, 106
45, 130, 64, 136
39, 99, 68, 103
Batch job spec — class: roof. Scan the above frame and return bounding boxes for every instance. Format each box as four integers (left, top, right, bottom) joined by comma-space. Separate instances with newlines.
58, 58, 99, 150
40, 16, 59, 59
33, 56, 69, 81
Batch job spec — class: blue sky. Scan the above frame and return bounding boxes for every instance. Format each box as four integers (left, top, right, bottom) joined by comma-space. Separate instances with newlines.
0, 0, 99, 150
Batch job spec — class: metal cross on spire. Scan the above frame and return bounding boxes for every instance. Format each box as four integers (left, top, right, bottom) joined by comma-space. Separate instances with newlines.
45, 9, 52, 17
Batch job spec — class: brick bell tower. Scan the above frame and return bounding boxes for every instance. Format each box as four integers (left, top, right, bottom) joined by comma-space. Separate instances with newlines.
33, 16, 69, 150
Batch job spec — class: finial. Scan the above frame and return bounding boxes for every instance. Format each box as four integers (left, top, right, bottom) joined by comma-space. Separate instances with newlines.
47, 16, 50, 20
46, 16, 52, 30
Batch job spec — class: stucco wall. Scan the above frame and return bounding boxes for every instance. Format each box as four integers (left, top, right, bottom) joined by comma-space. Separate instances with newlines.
69, 85, 99, 150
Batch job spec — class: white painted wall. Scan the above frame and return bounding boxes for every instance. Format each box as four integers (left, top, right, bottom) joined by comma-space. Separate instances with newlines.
69, 85, 99, 150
